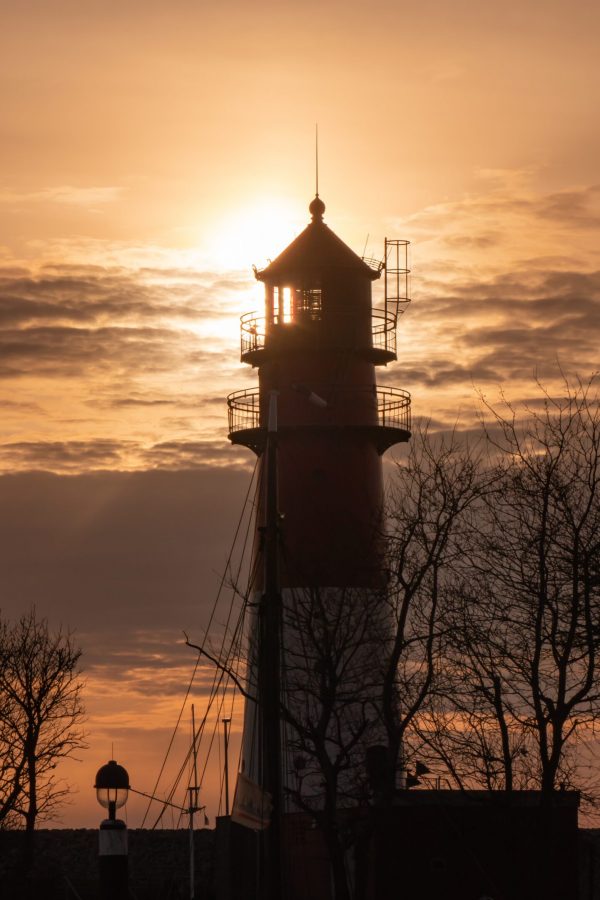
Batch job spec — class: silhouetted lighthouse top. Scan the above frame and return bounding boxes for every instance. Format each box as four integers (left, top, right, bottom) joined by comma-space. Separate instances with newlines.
248, 195, 390, 370
228, 195, 411, 587
257, 194, 378, 279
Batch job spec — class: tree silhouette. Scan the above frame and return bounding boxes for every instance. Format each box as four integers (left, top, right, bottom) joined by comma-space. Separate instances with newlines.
381, 423, 488, 801
417, 376, 600, 804
0, 608, 86, 847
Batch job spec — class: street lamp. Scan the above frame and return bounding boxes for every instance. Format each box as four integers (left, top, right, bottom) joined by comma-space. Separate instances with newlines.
95, 759, 130, 821
95, 755, 208, 900
94, 759, 130, 900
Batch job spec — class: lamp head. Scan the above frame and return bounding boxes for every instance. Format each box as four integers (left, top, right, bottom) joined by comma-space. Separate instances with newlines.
94, 759, 130, 812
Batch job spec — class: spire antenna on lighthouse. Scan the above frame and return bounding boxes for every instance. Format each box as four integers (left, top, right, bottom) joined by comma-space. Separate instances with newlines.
315, 123, 319, 198
309, 125, 326, 222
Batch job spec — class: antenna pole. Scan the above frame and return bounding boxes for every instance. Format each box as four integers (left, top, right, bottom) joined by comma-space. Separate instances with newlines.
315, 123, 319, 197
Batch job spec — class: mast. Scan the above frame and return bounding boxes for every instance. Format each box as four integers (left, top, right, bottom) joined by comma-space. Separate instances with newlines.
188, 703, 199, 900
222, 717, 231, 817
258, 390, 283, 900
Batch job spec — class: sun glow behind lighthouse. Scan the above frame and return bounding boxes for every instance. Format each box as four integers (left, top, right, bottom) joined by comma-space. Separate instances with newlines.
204, 198, 304, 271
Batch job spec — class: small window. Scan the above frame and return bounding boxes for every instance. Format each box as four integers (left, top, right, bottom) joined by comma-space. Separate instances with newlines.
272, 286, 292, 324
282, 287, 292, 323
296, 287, 322, 321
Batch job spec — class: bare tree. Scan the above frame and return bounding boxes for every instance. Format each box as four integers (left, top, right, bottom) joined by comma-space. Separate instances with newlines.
280, 584, 386, 900
188, 583, 383, 900
421, 377, 600, 802
0, 608, 86, 839
381, 424, 487, 799
417, 578, 540, 793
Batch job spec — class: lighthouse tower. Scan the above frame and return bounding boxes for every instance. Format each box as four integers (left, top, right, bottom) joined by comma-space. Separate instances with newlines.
227, 196, 410, 881
228, 195, 410, 588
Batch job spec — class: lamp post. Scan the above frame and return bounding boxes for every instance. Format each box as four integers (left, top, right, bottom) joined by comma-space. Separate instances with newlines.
95, 760, 130, 900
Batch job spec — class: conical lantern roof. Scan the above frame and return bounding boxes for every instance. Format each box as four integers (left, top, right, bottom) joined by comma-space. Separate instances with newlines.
255, 196, 380, 282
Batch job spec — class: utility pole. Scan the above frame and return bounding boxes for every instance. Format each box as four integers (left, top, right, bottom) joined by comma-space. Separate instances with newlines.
222, 717, 231, 816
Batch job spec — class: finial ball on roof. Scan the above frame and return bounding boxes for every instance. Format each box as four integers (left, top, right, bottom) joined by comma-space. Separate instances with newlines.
309, 195, 326, 222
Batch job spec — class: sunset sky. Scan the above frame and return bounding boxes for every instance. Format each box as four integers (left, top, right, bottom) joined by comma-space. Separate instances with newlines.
1, 0, 599, 828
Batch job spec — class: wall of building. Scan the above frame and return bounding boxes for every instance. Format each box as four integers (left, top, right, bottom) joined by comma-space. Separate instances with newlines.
0, 828, 215, 899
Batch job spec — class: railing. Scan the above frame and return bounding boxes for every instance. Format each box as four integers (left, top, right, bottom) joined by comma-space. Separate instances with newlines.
227, 385, 411, 436
371, 309, 397, 357
227, 387, 262, 436
376, 385, 411, 432
240, 312, 267, 357
362, 256, 385, 274
240, 308, 398, 358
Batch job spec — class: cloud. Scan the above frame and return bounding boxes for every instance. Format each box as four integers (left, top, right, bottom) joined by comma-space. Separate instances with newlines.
0, 265, 242, 328
90, 392, 219, 412
397, 266, 600, 390
0, 439, 130, 470
108, 397, 174, 408
0, 324, 204, 379
0, 398, 43, 411
0, 185, 124, 208
443, 231, 502, 249
385, 361, 503, 388
0, 467, 252, 637
140, 439, 243, 469
400, 180, 600, 281
0, 258, 257, 475
1, 182, 598, 482
40, 186, 124, 207
537, 185, 600, 228
0, 437, 249, 473
0, 264, 250, 394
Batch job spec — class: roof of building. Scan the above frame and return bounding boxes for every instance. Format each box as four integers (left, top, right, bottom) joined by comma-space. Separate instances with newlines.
255, 196, 381, 282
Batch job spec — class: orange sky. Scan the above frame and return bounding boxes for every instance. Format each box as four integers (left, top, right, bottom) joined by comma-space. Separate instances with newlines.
1, 0, 599, 827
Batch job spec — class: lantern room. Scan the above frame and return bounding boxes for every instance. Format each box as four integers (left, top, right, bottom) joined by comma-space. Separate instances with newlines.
240, 196, 409, 368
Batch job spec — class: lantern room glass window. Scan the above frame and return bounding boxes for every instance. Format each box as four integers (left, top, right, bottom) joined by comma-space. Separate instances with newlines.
271, 284, 321, 325
296, 287, 322, 321
272, 286, 292, 324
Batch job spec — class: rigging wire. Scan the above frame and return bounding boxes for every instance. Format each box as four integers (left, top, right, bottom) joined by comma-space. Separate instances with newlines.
140, 456, 260, 828
149, 464, 263, 829
171, 547, 263, 828
153, 549, 260, 829
166, 564, 259, 831
152, 557, 258, 831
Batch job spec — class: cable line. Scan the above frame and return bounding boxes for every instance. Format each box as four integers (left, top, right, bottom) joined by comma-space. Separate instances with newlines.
140, 457, 260, 827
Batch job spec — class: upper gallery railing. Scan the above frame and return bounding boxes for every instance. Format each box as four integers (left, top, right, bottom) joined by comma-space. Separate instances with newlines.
227, 385, 411, 437
240, 308, 398, 359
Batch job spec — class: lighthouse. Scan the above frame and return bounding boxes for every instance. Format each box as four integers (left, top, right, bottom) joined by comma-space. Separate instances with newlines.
226, 194, 411, 898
